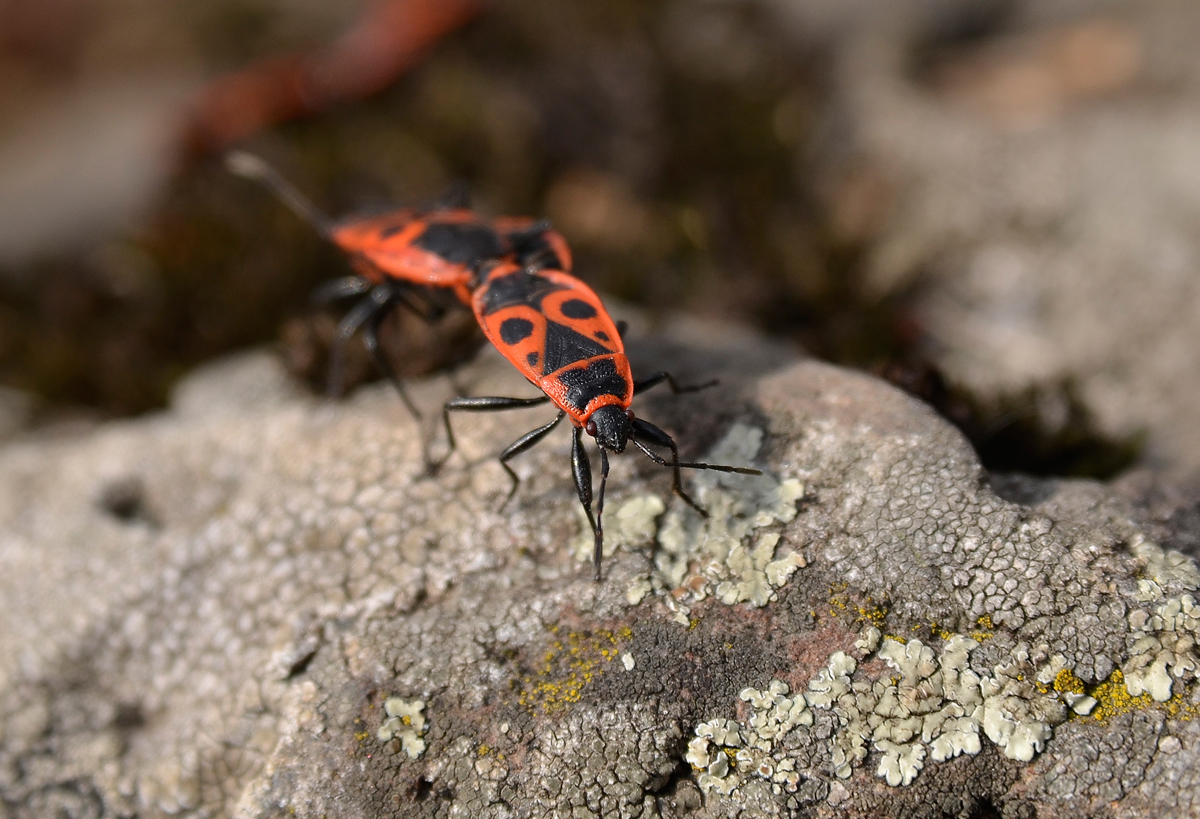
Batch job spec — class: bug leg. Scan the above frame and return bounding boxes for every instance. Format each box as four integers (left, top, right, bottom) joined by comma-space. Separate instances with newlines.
433, 394, 552, 471
629, 419, 706, 516
328, 294, 386, 398
497, 411, 565, 510
630, 418, 764, 516
615, 320, 628, 339
311, 276, 371, 306
594, 449, 610, 582
571, 426, 596, 561
360, 289, 421, 421
634, 371, 718, 395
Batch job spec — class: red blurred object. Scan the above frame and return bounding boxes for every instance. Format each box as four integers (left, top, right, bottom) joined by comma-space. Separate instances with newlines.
183, 0, 485, 156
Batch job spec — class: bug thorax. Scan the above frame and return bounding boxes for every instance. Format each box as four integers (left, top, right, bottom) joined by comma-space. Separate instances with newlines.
585, 405, 634, 453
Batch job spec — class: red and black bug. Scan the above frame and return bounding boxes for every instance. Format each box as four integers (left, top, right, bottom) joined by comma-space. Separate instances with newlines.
226, 152, 569, 417
439, 261, 761, 580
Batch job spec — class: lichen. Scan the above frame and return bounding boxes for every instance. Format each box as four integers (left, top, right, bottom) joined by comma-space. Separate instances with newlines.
1129, 534, 1200, 594
623, 424, 806, 618
686, 680, 812, 795
1123, 593, 1200, 701
377, 697, 428, 759
512, 627, 632, 715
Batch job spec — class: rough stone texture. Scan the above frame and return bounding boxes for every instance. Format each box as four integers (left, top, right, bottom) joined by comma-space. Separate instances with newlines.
1, 325, 1198, 818
797, 0, 1200, 470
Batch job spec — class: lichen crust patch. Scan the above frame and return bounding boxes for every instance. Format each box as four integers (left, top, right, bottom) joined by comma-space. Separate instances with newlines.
376, 697, 428, 759
617, 423, 806, 619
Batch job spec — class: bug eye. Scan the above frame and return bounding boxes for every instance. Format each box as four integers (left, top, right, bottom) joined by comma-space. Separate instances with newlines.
585, 419, 597, 437
625, 410, 635, 421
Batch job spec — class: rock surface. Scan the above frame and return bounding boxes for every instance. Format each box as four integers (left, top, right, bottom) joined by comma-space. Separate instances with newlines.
1, 327, 1198, 818
800, 0, 1200, 471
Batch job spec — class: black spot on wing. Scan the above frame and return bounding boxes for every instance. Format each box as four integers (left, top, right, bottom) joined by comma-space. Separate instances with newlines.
499, 317, 534, 345
526, 352, 539, 366
594, 331, 609, 341
542, 320, 610, 375
555, 358, 629, 413
414, 223, 505, 264
560, 298, 597, 319
480, 269, 567, 315
380, 224, 403, 239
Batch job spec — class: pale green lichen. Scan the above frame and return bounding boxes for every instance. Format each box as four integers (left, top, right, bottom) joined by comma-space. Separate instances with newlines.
686, 681, 812, 795
624, 423, 805, 617
690, 612, 1190, 795
1123, 593, 1200, 701
377, 697, 428, 758
978, 643, 1067, 762
1129, 534, 1200, 594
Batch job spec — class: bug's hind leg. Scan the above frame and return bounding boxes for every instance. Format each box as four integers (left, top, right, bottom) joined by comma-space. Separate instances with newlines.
328, 292, 388, 399
360, 287, 422, 421
312, 276, 370, 306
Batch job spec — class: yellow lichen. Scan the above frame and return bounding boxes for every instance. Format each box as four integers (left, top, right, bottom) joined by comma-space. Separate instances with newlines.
512, 627, 633, 715
929, 622, 955, 641
1053, 669, 1086, 695
1089, 670, 1155, 722
969, 615, 995, 642
827, 583, 890, 630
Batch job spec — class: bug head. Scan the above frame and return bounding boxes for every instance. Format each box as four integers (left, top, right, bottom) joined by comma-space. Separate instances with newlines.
585, 405, 634, 453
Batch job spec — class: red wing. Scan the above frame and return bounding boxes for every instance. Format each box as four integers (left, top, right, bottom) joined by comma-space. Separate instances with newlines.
478, 303, 549, 383
331, 210, 495, 293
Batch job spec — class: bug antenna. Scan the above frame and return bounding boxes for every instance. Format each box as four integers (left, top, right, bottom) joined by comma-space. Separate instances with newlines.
225, 151, 334, 240
631, 440, 762, 476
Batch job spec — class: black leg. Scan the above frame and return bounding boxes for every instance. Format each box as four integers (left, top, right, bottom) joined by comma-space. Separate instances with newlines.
634, 371, 718, 395
572, 429, 613, 581
433, 394, 552, 470
630, 418, 762, 516
498, 411, 566, 509
572, 426, 596, 560
615, 320, 628, 339
312, 276, 370, 306
361, 293, 420, 420
328, 294, 387, 398
593, 449, 610, 582
630, 418, 705, 516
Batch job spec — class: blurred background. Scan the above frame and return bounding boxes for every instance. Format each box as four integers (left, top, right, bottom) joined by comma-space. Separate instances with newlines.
0, 0, 1197, 480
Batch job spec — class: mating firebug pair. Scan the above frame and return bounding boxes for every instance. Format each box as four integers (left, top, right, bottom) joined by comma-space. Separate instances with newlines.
228, 153, 759, 579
